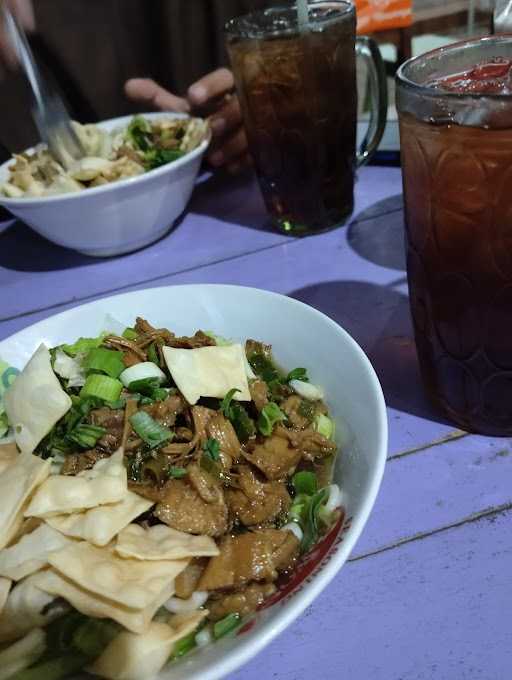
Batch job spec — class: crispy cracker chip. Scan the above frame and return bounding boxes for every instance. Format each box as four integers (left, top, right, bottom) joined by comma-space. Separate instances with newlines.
0, 443, 18, 474
0, 577, 11, 615
89, 611, 208, 680
46, 492, 153, 547
32, 568, 174, 635
25, 449, 126, 518
0, 453, 51, 550
0, 523, 73, 581
48, 541, 188, 610
115, 523, 219, 561
4, 344, 72, 454
162, 344, 250, 405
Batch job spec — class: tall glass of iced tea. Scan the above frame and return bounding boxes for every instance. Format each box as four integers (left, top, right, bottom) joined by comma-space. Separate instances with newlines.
397, 35, 512, 435
225, 1, 387, 235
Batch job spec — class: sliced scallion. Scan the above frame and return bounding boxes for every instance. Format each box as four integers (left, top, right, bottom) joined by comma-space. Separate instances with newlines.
147, 342, 159, 365
80, 374, 123, 402
66, 424, 106, 449
170, 630, 197, 659
203, 437, 220, 462
315, 413, 335, 440
301, 487, 329, 553
213, 613, 241, 639
60, 334, 106, 357
220, 388, 241, 419
168, 466, 187, 479
119, 362, 166, 388
129, 411, 173, 449
258, 402, 286, 436
286, 367, 308, 383
122, 327, 138, 340
128, 377, 161, 395
292, 471, 318, 496
84, 347, 125, 379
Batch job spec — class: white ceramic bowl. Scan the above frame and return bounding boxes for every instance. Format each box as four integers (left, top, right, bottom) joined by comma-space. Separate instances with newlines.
0, 284, 388, 679
0, 113, 210, 257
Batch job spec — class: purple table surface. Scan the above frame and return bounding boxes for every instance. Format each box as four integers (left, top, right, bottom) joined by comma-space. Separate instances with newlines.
2, 167, 511, 680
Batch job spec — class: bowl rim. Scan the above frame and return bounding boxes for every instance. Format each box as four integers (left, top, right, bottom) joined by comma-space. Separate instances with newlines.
0, 112, 210, 207
0, 283, 388, 680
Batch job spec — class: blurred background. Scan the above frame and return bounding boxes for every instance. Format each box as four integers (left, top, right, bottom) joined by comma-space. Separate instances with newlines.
0, 0, 494, 158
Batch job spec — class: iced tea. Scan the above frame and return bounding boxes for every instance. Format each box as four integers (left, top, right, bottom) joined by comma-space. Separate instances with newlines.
226, 3, 357, 234
398, 41, 512, 435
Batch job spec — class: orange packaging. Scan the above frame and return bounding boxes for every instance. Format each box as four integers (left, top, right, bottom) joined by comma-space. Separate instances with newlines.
355, 0, 412, 33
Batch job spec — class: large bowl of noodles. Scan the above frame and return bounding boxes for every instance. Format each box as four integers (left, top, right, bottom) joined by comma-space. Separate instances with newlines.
0, 284, 387, 680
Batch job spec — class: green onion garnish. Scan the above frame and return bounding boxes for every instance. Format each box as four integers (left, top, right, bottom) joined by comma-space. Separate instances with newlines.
171, 630, 197, 659
128, 377, 161, 395
84, 347, 125, 379
129, 411, 173, 449
144, 148, 184, 170
70, 617, 120, 658
122, 327, 138, 340
248, 352, 282, 384
60, 334, 106, 357
106, 398, 126, 410
301, 487, 329, 553
168, 466, 187, 479
220, 388, 241, 419
288, 494, 308, 524
66, 424, 106, 450
292, 471, 318, 496
80, 374, 123, 402
315, 413, 334, 440
147, 342, 160, 365
286, 367, 309, 383
203, 437, 220, 462
258, 402, 286, 436
229, 403, 256, 442
152, 388, 168, 402
213, 613, 241, 639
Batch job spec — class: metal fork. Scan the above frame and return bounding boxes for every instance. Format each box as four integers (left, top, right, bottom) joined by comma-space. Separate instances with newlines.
2, 5, 85, 168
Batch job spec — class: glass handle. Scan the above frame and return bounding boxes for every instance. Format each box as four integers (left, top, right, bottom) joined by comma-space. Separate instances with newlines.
355, 36, 388, 167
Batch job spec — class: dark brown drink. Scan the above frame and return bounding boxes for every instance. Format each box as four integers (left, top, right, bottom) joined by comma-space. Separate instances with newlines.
226, 3, 357, 235
398, 52, 512, 434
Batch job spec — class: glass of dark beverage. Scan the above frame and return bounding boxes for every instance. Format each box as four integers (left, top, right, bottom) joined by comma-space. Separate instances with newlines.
397, 35, 512, 435
225, 1, 387, 235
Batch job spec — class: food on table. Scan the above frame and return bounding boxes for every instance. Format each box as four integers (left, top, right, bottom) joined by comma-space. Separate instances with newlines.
1, 115, 209, 199
0, 318, 343, 679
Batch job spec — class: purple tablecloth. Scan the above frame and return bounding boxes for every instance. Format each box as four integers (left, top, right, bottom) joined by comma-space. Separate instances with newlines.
1, 167, 510, 680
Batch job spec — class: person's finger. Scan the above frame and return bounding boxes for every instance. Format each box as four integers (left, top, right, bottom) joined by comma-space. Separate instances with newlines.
9, 0, 35, 32
0, 0, 35, 70
188, 68, 235, 107
0, 23, 18, 69
208, 95, 243, 138
208, 127, 248, 167
124, 78, 190, 113
226, 153, 253, 175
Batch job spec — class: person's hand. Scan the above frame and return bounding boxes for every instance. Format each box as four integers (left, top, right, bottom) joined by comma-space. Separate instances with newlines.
125, 68, 250, 175
187, 68, 250, 175
0, 0, 35, 78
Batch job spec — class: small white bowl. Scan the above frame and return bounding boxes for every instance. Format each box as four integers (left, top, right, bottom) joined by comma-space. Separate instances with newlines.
0, 113, 210, 257
0, 284, 388, 680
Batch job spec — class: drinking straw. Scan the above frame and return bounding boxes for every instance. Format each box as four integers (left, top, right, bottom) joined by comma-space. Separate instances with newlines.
297, 0, 309, 30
